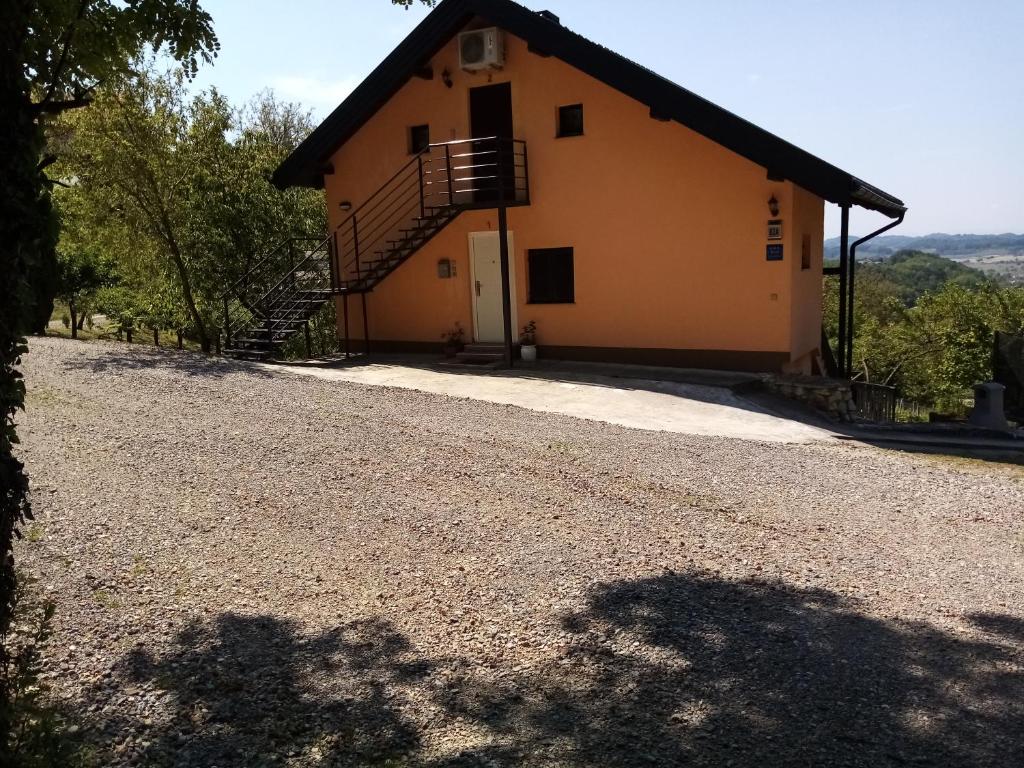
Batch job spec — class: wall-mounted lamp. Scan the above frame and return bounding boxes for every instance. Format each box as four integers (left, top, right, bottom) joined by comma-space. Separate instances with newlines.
441, 67, 453, 88
767, 195, 780, 217
339, 201, 353, 212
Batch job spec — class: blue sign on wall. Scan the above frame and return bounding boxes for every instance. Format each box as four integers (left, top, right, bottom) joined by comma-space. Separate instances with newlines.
766, 244, 784, 261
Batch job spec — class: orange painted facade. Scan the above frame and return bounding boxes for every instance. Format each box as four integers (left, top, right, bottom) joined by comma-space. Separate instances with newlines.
323, 29, 825, 372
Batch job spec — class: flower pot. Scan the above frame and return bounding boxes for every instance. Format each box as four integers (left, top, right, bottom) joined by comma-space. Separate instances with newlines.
520, 344, 537, 362
443, 344, 460, 359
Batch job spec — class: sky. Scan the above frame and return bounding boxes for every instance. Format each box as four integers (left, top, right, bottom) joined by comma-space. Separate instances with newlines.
189, 0, 1024, 238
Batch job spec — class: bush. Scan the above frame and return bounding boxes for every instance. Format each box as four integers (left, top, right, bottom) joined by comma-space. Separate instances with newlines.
0, 580, 86, 767
826, 267, 1024, 414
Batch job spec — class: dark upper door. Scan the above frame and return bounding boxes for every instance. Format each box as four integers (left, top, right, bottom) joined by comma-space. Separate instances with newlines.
469, 82, 514, 204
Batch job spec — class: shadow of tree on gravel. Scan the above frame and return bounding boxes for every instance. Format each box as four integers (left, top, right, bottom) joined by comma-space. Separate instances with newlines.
79, 572, 1022, 767
100, 614, 430, 766
55, 344, 277, 379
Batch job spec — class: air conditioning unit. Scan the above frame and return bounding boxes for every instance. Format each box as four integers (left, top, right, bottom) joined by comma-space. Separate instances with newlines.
459, 28, 504, 71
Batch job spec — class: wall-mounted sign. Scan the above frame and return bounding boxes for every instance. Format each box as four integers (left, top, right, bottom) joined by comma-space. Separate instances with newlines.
767, 219, 783, 240
766, 244, 784, 261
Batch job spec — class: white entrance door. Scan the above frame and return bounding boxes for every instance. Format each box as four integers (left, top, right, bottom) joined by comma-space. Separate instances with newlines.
469, 231, 516, 343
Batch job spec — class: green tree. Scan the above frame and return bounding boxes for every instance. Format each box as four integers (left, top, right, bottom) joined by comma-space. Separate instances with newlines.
57, 67, 325, 352
825, 247, 1024, 413
15, 0, 219, 332
837, 280, 1024, 412
882, 250, 993, 305
1, 1, 217, 754
59, 68, 221, 350
54, 247, 117, 339
0, 40, 44, 761
180, 89, 326, 289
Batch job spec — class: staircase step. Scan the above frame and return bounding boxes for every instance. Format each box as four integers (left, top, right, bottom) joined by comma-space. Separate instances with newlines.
266, 312, 316, 321
263, 309, 316, 316
232, 337, 284, 347
266, 298, 326, 307
266, 293, 330, 302
224, 347, 275, 361
263, 306, 325, 316
222, 195, 466, 361
455, 352, 504, 363
437, 358, 504, 371
463, 343, 506, 355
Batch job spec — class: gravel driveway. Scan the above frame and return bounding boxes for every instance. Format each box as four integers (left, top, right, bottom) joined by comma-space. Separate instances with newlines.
16, 337, 1024, 767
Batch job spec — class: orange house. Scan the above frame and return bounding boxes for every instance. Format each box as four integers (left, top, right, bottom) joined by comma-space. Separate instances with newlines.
255, 0, 905, 374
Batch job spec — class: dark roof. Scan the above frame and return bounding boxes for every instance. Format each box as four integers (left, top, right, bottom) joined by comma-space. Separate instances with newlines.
273, 0, 906, 218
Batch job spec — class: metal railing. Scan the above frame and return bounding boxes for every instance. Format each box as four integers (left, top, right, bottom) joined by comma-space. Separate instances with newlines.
221, 236, 324, 350
221, 137, 529, 355
331, 137, 528, 293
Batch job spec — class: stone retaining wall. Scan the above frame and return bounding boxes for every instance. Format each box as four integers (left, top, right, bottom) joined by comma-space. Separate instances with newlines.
765, 376, 856, 421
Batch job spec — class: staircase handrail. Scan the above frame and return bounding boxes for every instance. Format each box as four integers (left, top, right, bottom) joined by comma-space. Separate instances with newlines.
222, 235, 325, 300
257, 238, 332, 312
330, 136, 519, 237
224, 136, 528, 355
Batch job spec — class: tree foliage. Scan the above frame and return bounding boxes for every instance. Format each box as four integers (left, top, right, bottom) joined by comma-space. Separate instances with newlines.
1, 16, 53, 750
54, 67, 325, 352
876, 250, 993, 306
14, 0, 220, 333
54, 245, 118, 339
1, 1, 218, 755
25, 0, 218, 117
825, 251, 1024, 413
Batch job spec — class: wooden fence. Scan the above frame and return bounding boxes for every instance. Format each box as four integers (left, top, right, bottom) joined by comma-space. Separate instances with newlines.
851, 381, 897, 423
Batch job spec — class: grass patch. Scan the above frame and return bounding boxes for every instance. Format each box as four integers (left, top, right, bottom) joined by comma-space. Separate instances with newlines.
25, 523, 45, 543
152, 673, 177, 692
2, 576, 94, 767
912, 450, 1024, 475
91, 589, 121, 610
47, 305, 204, 352
24, 385, 73, 409
547, 440, 585, 458
44, 325, 108, 343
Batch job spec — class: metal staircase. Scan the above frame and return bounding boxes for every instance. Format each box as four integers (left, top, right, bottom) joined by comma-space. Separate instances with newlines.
222, 137, 529, 360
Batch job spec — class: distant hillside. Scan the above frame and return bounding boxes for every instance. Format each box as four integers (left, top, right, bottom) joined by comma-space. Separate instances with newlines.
824, 233, 1024, 260
853, 250, 994, 306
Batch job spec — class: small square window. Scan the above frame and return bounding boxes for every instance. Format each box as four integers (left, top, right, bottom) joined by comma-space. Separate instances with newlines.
409, 124, 430, 154
557, 104, 584, 138
528, 247, 575, 303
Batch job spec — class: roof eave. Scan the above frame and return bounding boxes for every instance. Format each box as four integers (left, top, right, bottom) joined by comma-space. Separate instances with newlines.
272, 0, 475, 189
850, 179, 907, 219
273, 0, 906, 217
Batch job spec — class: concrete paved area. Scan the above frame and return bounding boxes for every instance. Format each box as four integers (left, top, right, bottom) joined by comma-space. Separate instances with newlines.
267, 360, 833, 444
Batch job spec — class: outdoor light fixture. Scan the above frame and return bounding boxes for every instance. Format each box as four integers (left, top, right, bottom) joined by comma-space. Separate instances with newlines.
442, 67, 453, 88
339, 201, 353, 211
768, 195, 780, 217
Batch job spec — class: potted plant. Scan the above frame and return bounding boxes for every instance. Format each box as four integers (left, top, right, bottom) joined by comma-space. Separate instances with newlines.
441, 323, 465, 358
519, 320, 538, 362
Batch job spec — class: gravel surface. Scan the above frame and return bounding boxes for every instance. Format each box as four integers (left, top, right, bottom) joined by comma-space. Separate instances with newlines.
16, 336, 1024, 767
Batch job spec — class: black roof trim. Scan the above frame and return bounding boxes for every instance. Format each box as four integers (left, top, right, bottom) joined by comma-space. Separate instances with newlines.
273, 0, 906, 218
